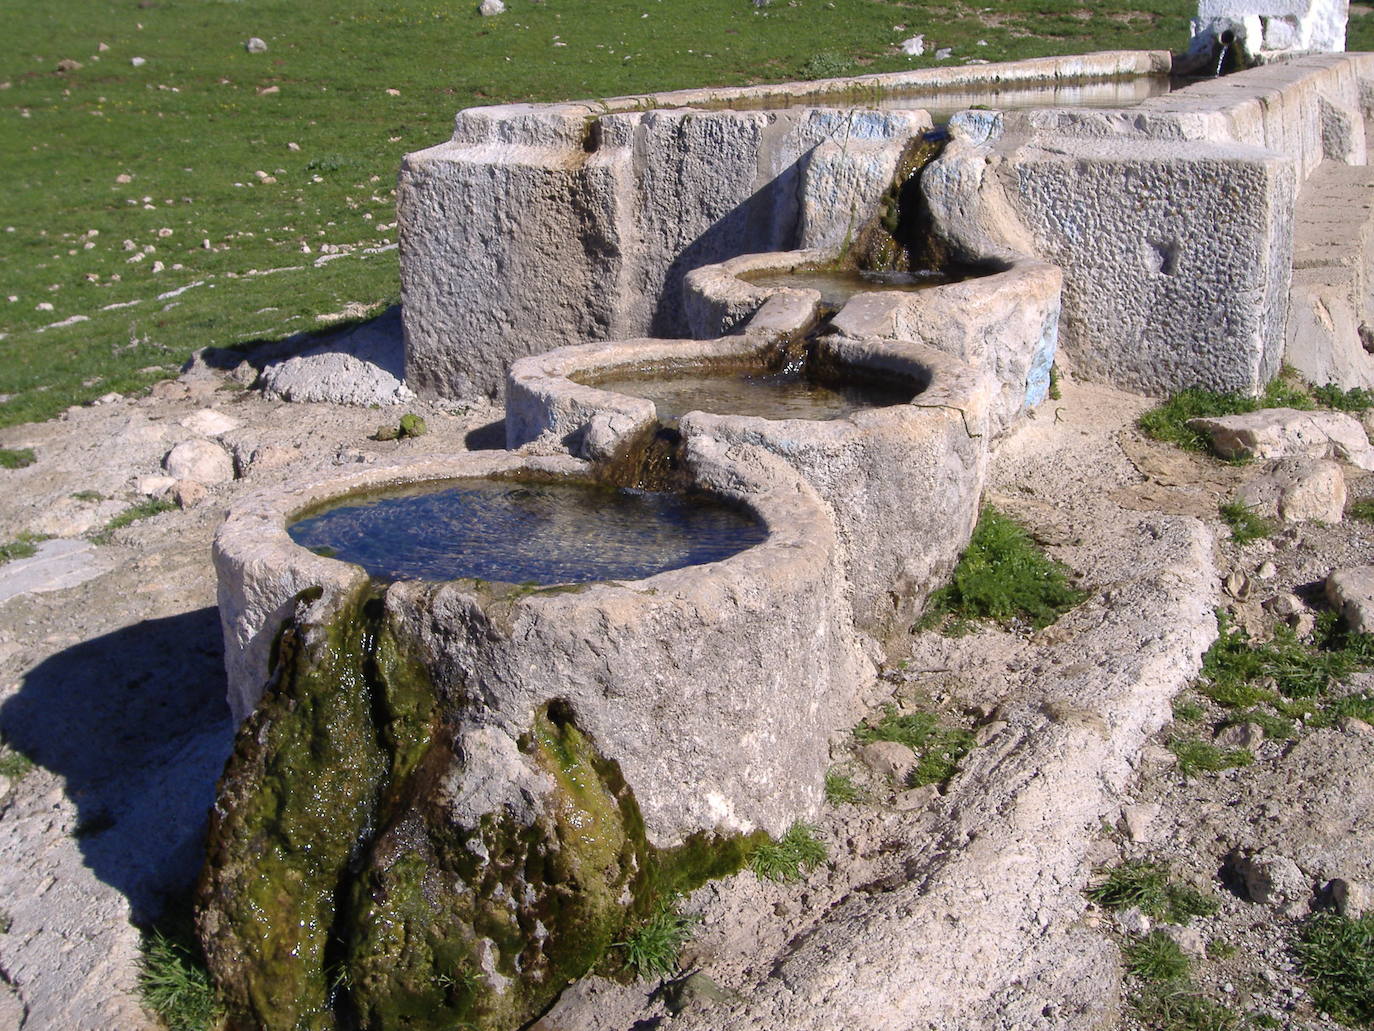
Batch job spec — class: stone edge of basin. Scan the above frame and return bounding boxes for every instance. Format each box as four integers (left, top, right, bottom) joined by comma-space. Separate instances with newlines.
503, 309, 994, 653
683, 248, 1062, 436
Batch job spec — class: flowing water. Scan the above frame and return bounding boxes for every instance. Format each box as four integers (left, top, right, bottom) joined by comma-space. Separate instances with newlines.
287, 478, 768, 585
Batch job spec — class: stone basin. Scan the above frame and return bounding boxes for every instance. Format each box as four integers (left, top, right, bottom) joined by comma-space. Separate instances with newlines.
206, 441, 870, 1031
506, 291, 993, 652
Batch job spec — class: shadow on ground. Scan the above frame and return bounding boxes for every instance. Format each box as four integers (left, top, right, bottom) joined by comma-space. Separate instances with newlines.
0, 607, 234, 922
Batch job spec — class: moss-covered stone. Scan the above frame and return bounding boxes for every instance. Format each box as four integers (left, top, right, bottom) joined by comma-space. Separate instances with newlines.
845, 133, 950, 275
200, 596, 767, 1031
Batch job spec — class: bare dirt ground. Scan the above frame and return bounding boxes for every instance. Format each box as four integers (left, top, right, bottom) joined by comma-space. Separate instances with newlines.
0, 340, 1370, 1029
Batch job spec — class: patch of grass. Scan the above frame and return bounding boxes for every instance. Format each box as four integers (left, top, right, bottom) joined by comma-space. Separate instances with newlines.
1048, 363, 1063, 401
0, 447, 36, 469
0, 531, 47, 565
0, 0, 1198, 427
0, 747, 35, 781
139, 929, 223, 1031
1125, 931, 1193, 983
1168, 737, 1253, 778
853, 707, 976, 787
1311, 382, 1374, 412
1087, 861, 1219, 924
70, 489, 104, 502
1172, 698, 1206, 724
918, 506, 1084, 632
749, 822, 826, 883
1205, 938, 1237, 960
1198, 612, 1374, 713
798, 51, 854, 79
91, 497, 177, 544
1218, 499, 1273, 545
614, 896, 700, 981
1132, 985, 1241, 1031
1138, 378, 1314, 454
1294, 912, 1374, 1026
1330, 691, 1374, 726
823, 767, 861, 805
1350, 498, 1374, 522
1218, 708, 1293, 741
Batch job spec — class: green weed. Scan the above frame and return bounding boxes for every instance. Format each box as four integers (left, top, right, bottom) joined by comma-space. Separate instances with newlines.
1168, 738, 1253, 778
1294, 912, 1374, 1026
1199, 612, 1374, 706
798, 51, 853, 79
1350, 498, 1374, 522
614, 896, 700, 981
1048, 363, 1063, 401
70, 490, 104, 502
1330, 692, 1374, 725
1086, 861, 1219, 924
0, 532, 46, 566
823, 768, 861, 805
1218, 500, 1273, 545
1172, 698, 1206, 724
1218, 708, 1293, 741
1205, 939, 1237, 960
1311, 382, 1374, 412
1131, 985, 1241, 1031
0, 747, 35, 781
91, 497, 177, 544
0, 448, 35, 469
139, 930, 223, 1031
853, 708, 976, 787
1125, 931, 1192, 983
749, 822, 826, 883
918, 506, 1084, 632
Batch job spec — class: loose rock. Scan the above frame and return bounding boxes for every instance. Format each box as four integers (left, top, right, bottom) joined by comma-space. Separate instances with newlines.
172, 479, 208, 509
179, 409, 242, 437
162, 439, 233, 484
1188, 408, 1374, 469
245, 37, 268, 53
1121, 802, 1160, 843
1215, 722, 1265, 749
1330, 877, 1373, 918
1236, 458, 1345, 524
479, 0, 505, 14
1326, 565, 1374, 633
858, 740, 915, 780
1234, 852, 1311, 915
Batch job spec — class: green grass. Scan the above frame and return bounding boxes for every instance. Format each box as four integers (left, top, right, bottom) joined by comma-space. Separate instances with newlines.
614, 896, 700, 981
749, 822, 826, 883
0, 447, 36, 469
1168, 737, 1253, 778
918, 506, 1084, 632
1172, 697, 1206, 724
852, 707, 976, 787
0, 746, 35, 781
1138, 378, 1314, 454
1199, 611, 1374, 708
823, 767, 861, 805
1294, 912, 1374, 1026
1131, 986, 1241, 1031
1218, 708, 1293, 741
139, 930, 222, 1031
1218, 500, 1273, 545
1125, 931, 1193, 983
0, 0, 1197, 429
1087, 861, 1219, 924
1311, 382, 1374, 413
90, 496, 176, 543
1351, 498, 1374, 522
0, 531, 46, 565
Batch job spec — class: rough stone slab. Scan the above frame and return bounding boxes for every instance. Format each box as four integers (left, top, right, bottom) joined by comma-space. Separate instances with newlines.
1236, 457, 1345, 522
259, 305, 413, 406
1189, 407, 1374, 467
0, 540, 111, 604
1326, 564, 1374, 632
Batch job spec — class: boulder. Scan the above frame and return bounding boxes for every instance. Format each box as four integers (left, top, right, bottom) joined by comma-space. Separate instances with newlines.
1188, 409, 1374, 469
1326, 565, 1374, 633
1235, 458, 1345, 523
163, 439, 234, 485
1234, 852, 1311, 915
858, 740, 917, 781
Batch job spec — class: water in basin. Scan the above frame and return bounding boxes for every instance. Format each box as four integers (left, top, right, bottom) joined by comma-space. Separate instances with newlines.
288, 478, 768, 585
739, 266, 955, 309
584, 358, 916, 424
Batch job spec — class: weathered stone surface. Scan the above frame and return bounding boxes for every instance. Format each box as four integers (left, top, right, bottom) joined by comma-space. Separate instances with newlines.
172, 479, 207, 509
1189, 408, 1374, 467
163, 439, 234, 484
1121, 802, 1161, 843
1192, 0, 1350, 59
1235, 457, 1345, 522
0, 539, 111, 605
1326, 564, 1374, 632
398, 52, 1164, 399
179, 408, 242, 437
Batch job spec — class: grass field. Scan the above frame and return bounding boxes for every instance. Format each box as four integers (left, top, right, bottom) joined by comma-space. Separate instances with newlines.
3, 0, 1200, 428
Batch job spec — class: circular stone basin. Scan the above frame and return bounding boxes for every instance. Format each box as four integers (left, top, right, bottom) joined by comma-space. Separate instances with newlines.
739, 266, 957, 309
580, 361, 917, 423
287, 477, 768, 585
